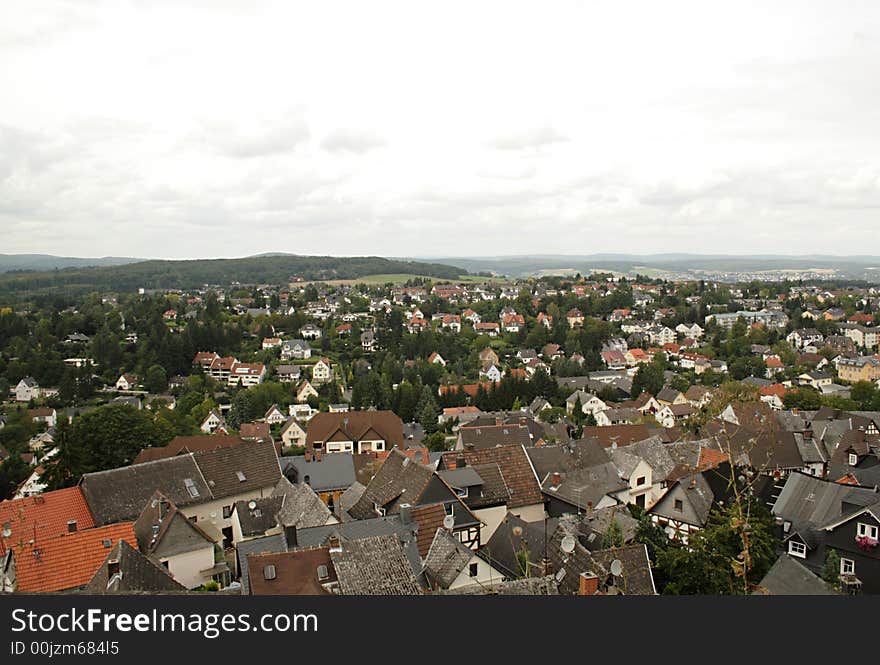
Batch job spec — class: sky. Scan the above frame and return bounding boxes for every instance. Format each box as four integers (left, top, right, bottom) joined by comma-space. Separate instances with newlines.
1, 0, 880, 259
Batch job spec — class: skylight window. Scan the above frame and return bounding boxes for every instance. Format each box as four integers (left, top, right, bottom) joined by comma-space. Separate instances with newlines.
236, 471, 247, 482
184, 478, 200, 497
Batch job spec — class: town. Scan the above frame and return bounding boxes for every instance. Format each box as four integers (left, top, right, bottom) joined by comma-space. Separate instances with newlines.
1, 269, 879, 596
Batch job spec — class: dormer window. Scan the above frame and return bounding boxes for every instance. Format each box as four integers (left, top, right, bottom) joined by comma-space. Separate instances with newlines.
848, 453, 858, 466
788, 540, 807, 558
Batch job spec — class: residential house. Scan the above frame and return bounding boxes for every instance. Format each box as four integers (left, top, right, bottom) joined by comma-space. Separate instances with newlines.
424, 528, 506, 591
200, 409, 227, 434
567, 309, 584, 328
565, 390, 608, 416
437, 445, 546, 543
80, 439, 283, 548
360, 330, 376, 352
280, 416, 307, 448
305, 410, 404, 454
15, 377, 41, 402
134, 491, 222, 589
115, 373, 139, 391
347, 450, 482, 549
264, 404, 286, 425
299, 324, 323, 340
84, 540, 186, 594
771, 472, 880, 594
311, 358, 333, 385
2, 523, 137, 593
281, 339, 312, 360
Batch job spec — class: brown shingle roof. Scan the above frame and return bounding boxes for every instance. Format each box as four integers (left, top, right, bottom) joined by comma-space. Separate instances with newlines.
133, 435, 246, 464
306, 411, 404, 450
192, 440, 282, 500
439, 445, 543, 509
248, 547, 336, 595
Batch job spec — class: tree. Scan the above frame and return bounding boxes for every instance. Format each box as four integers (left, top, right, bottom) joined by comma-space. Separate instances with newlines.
821, 549, 842, 590
632, 358, 665, 397
43, 405, 174, 488
602, 516, 624, 548
227, 390, 256, 429
658, 497, 778, 594
145, 364, 168, 394
422, 431, 448, 452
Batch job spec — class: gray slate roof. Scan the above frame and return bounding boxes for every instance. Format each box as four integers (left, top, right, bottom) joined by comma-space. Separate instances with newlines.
424, 527, 476, 589
756, 554, 840, 595
330, 533, 423, 595
281, 453, 357, 492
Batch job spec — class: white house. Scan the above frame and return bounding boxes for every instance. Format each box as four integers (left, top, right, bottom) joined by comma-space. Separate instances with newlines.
200, 409, 226, 434
311, 358, 333, 385
115, 373, 139, 391
565, 390, 608, 416
480, 365, 504, 382
15, 377, 41, 402
280, 416, 307, 448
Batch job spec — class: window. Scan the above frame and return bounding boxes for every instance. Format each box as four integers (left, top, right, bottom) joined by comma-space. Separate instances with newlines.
636, 476, 646, 487
184, 478, 200, 498
788, 541, 807, 558
674, 499, 683, 512
455, 487, 469, 498
849, 453, 859, 466
857, 523, 879, 540
469, 563, 478, 578
236, 471, 247, 482
841, 558, 855, 575
317, 565, 329, 581
222, 505, 233, 519
263, 565, 277, 581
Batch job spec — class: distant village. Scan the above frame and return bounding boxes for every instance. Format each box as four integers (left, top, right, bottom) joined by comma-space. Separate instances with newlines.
1, 272, 880, 596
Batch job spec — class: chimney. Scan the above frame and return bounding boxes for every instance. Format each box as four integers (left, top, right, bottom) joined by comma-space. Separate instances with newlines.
551, 472, 562, 487
67, 520, 77, 533
328, 534, 341, 551
284, 526, 298, 549
315, 450, 322, 462
456, 455, 467, 469
579, 572, 599, 596
305, 450, 312, 463
400, 504, 412, 526
107, 559, 120, 578
495, 417, 503, 426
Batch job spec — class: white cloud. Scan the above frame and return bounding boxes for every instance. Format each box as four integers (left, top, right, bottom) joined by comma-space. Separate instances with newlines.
1, 0, 879, 258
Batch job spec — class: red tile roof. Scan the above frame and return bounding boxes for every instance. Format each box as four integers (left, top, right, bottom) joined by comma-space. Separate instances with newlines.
0, 487, 95, 553
13, 522, 136, 592
697, 447, 730, 471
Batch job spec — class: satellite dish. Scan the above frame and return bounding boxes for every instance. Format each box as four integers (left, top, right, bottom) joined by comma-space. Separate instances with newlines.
443, 515, 455, 530
248, 501, 257, 510
512, 526, 523, 537
610, 559, 623, 577
561, 535, 576, 554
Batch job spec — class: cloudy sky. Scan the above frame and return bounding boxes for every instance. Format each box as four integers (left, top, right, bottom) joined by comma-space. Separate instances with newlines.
2, 0, 879, 259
